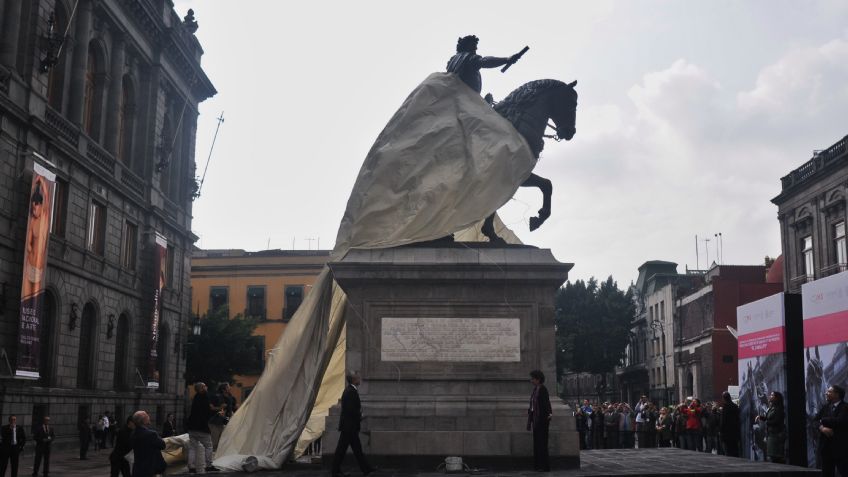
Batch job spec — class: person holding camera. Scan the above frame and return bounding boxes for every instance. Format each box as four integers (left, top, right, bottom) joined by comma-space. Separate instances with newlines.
679, 398, 703, 451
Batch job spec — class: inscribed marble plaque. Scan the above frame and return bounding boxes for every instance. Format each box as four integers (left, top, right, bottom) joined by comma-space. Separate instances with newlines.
381, 317, 520, 362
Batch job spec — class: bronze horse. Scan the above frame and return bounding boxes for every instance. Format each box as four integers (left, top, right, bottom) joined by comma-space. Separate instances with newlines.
481, 79, 577, 243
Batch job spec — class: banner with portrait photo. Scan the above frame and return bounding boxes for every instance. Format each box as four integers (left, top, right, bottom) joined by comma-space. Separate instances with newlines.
737, 292, 788, 461
147, 233, 167, 389
15, 163, 56, 379
802, 270, 848, 468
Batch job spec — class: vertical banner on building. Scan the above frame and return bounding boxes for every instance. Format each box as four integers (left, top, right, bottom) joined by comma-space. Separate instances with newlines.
147, 233, 167, 389
15, 163, 56, 379
737, 293, 787, 461
802, 271, 848, 467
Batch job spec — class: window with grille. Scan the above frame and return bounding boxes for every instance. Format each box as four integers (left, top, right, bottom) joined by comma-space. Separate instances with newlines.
802, 236, 814, 279
121, 221, 137, 270
835, 222, 846, 271
246, 286, 266, 320
284, 285, 304, 321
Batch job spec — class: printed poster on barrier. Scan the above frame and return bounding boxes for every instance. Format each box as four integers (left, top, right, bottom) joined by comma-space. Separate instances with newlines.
802, 270, 848, 468
15, 163, 56, 379
147, 233, 167, 389
737, 292, 787, 461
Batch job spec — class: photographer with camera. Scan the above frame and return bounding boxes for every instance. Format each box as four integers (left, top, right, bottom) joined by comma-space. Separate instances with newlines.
679, 398, 703, 451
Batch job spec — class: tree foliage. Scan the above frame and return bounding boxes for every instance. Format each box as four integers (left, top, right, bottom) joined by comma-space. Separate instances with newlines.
554, 277, 634, 382
185, 306, 263, 386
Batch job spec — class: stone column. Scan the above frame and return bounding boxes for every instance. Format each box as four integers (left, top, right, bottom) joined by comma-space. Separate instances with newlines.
68, 0, 93, 126
691, 362, 700, 398
677, 366, 685, 400
104, 34, 125, 155
0, 0, 22, 67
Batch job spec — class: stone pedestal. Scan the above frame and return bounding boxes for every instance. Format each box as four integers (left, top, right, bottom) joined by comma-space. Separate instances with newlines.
323, 244, 579, 470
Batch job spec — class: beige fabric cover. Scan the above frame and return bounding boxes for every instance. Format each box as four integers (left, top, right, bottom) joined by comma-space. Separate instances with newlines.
213, 72, 535, 470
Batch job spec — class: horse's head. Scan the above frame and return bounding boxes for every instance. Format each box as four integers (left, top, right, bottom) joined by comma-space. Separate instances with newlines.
551, 80, 578, 141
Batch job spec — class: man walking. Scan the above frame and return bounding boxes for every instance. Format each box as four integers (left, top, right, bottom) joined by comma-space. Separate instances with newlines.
331, 372, 375, 477
31, 416, 53, 477
0, 415, 26, 477
719, 392, 740, 457
815, 385, 848, 477
187, 382, 220, 473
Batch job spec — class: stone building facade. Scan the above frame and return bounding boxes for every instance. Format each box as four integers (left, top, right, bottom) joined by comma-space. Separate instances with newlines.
772, 134, 848, 292
0, 0, 214, 443
618, 261, 702, 406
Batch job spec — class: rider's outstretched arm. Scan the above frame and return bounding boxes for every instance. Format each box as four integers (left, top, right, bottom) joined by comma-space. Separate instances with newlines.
480, 56, 510, 68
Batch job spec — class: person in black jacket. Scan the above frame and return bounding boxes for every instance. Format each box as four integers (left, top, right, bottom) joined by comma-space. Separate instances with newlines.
0, 415, 26, 477
161, 414, 176, 439
109, 416, 135, 477
129, 411, 166, 477
527, 369, 552, 472
187, 382, 221, 473
31, 416, 54, 477
815, 385, 848, 477
331, 372, 375, 477
78, 417, 92, 460
719, 391, 740, 457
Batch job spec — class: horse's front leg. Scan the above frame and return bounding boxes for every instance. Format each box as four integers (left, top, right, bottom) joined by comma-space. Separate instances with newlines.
521, 173, 552, 231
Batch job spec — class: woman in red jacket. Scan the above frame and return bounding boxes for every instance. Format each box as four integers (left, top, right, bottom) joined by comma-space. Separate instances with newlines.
679, 399, 703, 451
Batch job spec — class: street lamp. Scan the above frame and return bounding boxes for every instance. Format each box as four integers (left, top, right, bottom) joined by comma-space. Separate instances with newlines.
192, 316, 202, 336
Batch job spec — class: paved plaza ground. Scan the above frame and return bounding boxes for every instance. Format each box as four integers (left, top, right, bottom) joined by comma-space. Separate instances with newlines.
26, 447, 819, 477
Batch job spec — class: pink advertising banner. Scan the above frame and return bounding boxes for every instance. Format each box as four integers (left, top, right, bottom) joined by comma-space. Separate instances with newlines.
737, 293, 786, 358
801, 270, 848, 467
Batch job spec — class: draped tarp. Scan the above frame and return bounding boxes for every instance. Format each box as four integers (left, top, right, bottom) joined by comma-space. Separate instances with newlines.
213, 72, 536, 471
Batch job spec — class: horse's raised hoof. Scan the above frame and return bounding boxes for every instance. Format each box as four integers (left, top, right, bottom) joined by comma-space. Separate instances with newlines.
529, 216, 543, 231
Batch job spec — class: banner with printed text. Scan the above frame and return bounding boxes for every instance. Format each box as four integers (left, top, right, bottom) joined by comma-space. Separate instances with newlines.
147, 233, 167, 389
15, 163, 56, 379
737, 292, 787, 461
801, 270, 848, 467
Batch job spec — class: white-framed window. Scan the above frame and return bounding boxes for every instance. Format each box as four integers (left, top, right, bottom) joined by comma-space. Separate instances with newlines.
835, 222, 847, 271
802, 236, 814, 279
87, 201, 106, 255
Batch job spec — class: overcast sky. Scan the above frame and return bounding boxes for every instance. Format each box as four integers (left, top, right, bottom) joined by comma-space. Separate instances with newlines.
175, 0, 848, 286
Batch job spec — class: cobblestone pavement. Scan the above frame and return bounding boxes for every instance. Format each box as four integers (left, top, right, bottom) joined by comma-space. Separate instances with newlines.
31, 447, 820, 477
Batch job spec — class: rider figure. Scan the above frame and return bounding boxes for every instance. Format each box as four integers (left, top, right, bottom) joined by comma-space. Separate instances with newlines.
446, 35, 522, 94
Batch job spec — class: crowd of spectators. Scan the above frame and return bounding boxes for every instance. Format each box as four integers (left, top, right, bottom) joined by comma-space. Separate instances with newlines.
573, 392, 742, 455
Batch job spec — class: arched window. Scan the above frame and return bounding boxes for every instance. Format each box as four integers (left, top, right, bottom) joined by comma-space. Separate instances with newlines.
159, 112, 172, 196
39, 291, 57, 386
157, 322, 170, 393
83, 50, 97, 135
46, 4, 69, 112
117, 76, 135, 165
83, 42, 107, 141
113, 313, 130, 390
77, 302, 97, 389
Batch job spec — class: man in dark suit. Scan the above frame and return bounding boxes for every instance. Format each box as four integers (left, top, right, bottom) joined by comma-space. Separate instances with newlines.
31, 416, 53, 477
1, 415, 26, 477
815, 384, 848, 477
129, 411, 165, 477
719, 391, 741, 457
331, 372, 375, 477
527, 369, 552, 472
